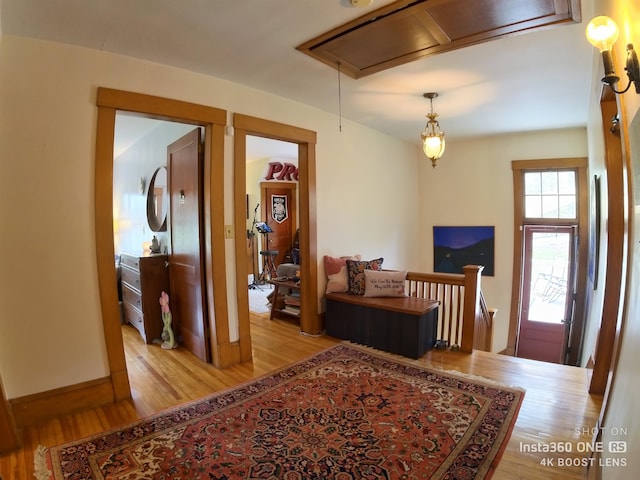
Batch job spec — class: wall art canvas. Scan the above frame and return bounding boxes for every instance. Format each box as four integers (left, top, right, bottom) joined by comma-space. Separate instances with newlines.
433, 226, 495, 276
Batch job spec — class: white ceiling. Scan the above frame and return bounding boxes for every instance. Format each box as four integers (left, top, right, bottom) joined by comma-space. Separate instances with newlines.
1, 0, 597, 151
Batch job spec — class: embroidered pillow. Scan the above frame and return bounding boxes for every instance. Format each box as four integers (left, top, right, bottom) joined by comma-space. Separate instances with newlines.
346, 258, 384, 295
324, 255, 361, 293
363, 269, 408, 297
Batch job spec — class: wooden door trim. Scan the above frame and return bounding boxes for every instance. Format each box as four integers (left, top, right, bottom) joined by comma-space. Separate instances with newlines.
233, 114, 319, 361
95, 88, 228, 398
508, 157, 588, 365
589, 88, 628, 394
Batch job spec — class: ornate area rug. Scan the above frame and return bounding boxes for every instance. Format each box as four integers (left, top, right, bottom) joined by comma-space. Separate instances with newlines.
35, 344, 524, 479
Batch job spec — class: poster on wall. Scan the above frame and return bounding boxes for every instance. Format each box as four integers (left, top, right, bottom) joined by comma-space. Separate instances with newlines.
271, 195, 288, 223
433, 226, 495, 276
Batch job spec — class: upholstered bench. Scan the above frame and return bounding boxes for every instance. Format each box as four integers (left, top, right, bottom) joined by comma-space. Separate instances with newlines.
324, 292, 439, 359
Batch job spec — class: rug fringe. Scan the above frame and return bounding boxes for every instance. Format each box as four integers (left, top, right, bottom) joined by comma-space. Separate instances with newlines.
33, 445, 50, 480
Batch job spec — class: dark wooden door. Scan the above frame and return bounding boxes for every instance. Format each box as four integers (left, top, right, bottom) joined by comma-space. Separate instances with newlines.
168, 128, 210, 362
260, 182, 297, 267
517, 225, 576, 363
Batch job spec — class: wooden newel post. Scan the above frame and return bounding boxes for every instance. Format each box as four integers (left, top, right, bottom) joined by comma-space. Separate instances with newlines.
461, 265, 484, 353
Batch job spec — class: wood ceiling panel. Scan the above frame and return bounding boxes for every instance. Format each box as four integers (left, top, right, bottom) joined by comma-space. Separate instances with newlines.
426, 0, 571, 42
297, 0, 581, 79
310, 7, 442, 78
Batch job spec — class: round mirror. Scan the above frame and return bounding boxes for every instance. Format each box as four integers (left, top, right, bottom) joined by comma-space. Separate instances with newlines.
147, 166, 168, 232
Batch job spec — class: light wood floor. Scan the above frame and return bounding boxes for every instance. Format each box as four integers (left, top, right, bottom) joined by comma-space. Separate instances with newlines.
0, 312, 602, 480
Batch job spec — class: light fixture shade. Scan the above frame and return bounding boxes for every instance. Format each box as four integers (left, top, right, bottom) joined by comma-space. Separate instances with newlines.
422, 133, 445, 162
586, 16, 619, 52
420, 92, 445, 168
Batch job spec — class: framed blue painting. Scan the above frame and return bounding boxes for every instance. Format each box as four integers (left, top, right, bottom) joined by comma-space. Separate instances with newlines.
433, 226, 495, 276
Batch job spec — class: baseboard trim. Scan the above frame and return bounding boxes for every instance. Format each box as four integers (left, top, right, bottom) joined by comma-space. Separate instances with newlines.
10, 376, 114, 427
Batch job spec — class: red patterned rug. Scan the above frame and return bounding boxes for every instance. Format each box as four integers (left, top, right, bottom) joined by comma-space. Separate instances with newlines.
36, 344, 524, 479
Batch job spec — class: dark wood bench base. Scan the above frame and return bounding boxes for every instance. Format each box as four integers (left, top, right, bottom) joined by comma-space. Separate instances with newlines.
325, 293, 439, 359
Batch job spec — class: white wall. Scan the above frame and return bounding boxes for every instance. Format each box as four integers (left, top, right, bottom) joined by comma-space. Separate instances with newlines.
316, 123, 421, 271
0, 35, 420, 398
417, 128, 588, 352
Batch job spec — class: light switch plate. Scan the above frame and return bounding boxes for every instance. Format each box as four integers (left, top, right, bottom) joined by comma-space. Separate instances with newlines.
224, 225, 233, 238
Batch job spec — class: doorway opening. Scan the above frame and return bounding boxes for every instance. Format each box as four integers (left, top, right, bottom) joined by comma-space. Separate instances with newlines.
509, 158, 589, 365
232, 113, 319, 365
113, 111, 209, 362
95, 88, 229, 401
245, 136, 299, 315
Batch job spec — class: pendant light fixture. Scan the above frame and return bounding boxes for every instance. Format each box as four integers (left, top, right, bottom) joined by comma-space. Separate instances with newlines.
421, 92, 446, 168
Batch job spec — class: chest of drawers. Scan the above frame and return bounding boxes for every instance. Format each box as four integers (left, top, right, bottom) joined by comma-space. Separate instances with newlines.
120, 253, 169, 344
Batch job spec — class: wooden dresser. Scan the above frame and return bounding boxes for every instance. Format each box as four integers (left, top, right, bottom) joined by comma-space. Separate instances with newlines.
120, 253, 169, 344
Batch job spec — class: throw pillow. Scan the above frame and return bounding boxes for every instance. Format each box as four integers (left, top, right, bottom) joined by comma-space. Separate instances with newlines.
324, 254, 361, 293
346, 258, 384, 295
363, 269, 408, 297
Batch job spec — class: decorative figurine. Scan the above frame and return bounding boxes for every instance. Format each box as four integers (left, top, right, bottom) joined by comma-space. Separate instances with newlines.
150, 236, 161, 253
159, 291, 177, 350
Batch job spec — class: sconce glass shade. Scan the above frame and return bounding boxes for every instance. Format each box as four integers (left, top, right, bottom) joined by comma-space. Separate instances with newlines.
586, 15, 639, 94
586, 16, 619, 52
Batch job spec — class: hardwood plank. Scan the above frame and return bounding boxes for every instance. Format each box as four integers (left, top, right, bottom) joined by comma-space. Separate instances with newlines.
0, 314, 601, 480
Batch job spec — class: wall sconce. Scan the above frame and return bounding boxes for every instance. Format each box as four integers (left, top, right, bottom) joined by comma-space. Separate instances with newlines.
586, 16, 639, 95
420, 92, 446, 168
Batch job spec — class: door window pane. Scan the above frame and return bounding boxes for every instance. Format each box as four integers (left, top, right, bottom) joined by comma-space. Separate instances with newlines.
541, 172, 558, 194
528, 231, 571, 324
523, 170, 577, 219
558, 171, 576, 194
542, 195, 559, 218
525, 196, 541, 218
558, 196, 576, 218
524, 172, 541, 194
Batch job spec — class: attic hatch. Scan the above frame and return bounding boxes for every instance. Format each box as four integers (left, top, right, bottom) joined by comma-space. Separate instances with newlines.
297, 0, 582, 79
